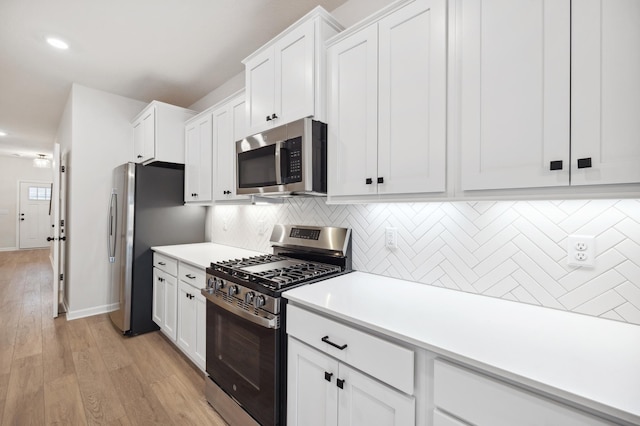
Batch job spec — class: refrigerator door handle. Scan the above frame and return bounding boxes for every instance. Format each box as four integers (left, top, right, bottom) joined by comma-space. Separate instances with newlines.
108, 190, 117, 263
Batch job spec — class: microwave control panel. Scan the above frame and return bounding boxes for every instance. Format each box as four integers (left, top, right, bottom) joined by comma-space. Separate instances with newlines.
282, 137, 302, 183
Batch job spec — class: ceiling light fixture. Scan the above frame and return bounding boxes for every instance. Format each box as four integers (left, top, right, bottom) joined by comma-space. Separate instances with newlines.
0, 130, 7, 136
46, 37, 69, 50
33, 154, 51, 168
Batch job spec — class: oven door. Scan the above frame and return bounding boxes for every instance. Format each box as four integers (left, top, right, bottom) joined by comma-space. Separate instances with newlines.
206, 299, 280, 426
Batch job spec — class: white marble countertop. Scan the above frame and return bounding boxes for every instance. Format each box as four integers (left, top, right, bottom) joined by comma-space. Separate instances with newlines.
151, 242, 263, 269
283, 271, 640, 424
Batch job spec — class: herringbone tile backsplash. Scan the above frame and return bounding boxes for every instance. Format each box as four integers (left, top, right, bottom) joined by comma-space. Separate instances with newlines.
209, 199, 640, 325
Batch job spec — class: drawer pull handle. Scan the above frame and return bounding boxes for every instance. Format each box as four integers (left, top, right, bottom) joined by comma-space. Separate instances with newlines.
337, 378, 345, 389
324, 372, 333, 382
322, 336, 347, 350
549, 160, 563, 171
158, 262, 166, 266
577, 157, 592, 169
185, 274, 196, 279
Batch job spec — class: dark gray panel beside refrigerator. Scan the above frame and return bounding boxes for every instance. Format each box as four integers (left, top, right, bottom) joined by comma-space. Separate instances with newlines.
108, 162, 205, 335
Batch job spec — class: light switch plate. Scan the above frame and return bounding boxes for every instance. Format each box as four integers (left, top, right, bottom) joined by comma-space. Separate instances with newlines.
567, 235, 595, 267
385, 227, 398, 250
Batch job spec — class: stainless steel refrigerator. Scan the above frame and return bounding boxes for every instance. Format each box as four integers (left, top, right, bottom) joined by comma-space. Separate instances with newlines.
108, 162, 205, 335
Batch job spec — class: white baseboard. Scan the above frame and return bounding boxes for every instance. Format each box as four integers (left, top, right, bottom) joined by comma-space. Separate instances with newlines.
66, 302, 120, 321
0, 247, 18, 252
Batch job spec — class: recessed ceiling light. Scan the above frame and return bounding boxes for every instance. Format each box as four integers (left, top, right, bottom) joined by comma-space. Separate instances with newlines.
46, 37, 69, 50
0, 130, 7, 136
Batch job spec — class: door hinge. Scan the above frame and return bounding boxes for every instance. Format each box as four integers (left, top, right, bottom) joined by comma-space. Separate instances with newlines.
60, 219, 65, 227
59, 273, 64, 281
61, 165, 66, 172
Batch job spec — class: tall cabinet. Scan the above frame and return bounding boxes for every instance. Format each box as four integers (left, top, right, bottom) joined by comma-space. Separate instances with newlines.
243, 6, 343, 135
327, 0, 447, 199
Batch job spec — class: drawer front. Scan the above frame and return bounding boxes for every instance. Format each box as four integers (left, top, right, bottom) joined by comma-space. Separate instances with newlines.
178, 262, 205, 289
287, 304, 414, 395
433, 409, 469, 426
153, 253, 177, 276
433, 359, 612, 426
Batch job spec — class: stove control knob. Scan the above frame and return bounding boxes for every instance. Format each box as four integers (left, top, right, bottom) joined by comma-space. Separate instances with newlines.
228, 285, 239, 296
255, 295, 266, 309
245, 292, 255, 304
215, 279, 225, 291
207, 277, 215, 288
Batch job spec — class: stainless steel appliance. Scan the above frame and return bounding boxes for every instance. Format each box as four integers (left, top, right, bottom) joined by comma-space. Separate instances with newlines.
236, 118, 327, 196
202, 224, 351, 426
108, 162, 205, 335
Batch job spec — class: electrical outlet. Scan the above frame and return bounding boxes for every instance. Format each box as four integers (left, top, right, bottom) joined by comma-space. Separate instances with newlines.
385, 227, 398, 250
258, 219, 266, 235
567, 235, 595, 267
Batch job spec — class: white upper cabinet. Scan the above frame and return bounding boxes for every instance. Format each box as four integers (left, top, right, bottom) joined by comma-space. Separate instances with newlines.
214, 91, 247, 201
328, 0, 447, 199
572, 0, 640, 186
243, 7, 343, 136
132, 101, 196, 165
184, 113, 213, 203
458, 0, 571, 191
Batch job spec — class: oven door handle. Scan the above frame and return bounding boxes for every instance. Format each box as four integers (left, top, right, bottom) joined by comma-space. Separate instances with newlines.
201, 289, 279, 329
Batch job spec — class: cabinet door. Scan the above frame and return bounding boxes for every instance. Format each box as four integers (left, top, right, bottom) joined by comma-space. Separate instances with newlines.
133, 119, 144, 162
287, 338, 338, 426
177, 280, 195, 354
245, 48, 276, 135
337, 363, 415, 426
378, 0, 447, 195
213, 105, 234, 201
152, 268, 165, 327
327, 25, 379, 197
163, 273, 178, 341
458, 0, 570, 190
141, 107, 156, 163
194, 291, 207, 371
230, 94, 247, 200
274, 20, 316, 126
572, 0, 640, 185
184, 114, 212, 203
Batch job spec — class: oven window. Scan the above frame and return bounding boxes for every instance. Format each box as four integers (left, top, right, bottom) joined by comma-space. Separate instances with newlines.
238, 145, 277, 188
216, 315, 261, 389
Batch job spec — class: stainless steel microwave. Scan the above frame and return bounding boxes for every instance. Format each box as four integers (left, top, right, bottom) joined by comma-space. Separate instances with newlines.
236, 118, 327, 196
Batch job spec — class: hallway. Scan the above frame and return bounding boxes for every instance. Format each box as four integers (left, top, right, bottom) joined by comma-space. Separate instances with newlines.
0, 249, 226, 425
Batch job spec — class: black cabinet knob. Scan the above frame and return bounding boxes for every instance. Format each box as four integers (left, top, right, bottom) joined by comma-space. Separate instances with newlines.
137, 155, 142, 159
271, 113, 278, 119
365, 178, 373, 185
577, 158, 592, 169
550, 160, 563, 171
47, 237, 54, 241
60, 236, 66, 241
324, 372, 333, 382
266, 115, 272, 121
337, 378, 345, 389
377, 177, 384, 184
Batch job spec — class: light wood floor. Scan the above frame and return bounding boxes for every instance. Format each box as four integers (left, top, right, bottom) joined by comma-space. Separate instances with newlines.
0, 249, 227, 425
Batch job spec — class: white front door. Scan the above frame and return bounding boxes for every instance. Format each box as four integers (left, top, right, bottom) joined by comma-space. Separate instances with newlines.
19, 181, 52, 249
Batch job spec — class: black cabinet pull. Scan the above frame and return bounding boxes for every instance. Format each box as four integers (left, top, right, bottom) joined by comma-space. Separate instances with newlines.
137, 155, 142, 159
337, 378, 345, 389
158, 277, 164, 282
377, 177, 384, 184
185, 274, 196, 279
266, 115, 272, 121
365, 178, 373, 185
577, 157, 592, 169
550, 160, 563, 171
60, 236, 66, 241
324, 372, 333, 382
158, 262, 166, 266
271, 113, 278, 119
322, 336, 347, 350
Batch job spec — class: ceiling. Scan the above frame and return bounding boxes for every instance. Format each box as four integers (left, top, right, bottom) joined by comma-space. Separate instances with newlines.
0, 0, 348, 159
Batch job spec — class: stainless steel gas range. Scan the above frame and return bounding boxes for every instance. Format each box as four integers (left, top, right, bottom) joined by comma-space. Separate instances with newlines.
201, 224, 352, 426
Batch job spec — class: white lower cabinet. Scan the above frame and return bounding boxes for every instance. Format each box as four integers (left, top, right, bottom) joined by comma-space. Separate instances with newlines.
287, 305, 416, 426
152, 254, 178, 341
152, 251, 205, 372
433, 359, 612, 426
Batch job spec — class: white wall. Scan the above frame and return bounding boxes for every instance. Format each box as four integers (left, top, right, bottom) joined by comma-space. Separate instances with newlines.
59, 84, 146, 319
0, 156, 53, 249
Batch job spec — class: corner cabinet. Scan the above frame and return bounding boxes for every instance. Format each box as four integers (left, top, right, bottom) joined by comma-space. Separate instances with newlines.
327, 0, 447, 200
243, 6, 343, 135
132, 101, 196, 165
287, 305, 416, 426
456, 0, 640, 191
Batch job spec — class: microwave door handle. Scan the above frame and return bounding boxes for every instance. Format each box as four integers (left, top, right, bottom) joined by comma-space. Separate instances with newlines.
274, 141, 283, 185
280, 144, 290, 184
